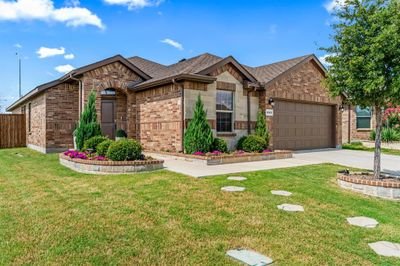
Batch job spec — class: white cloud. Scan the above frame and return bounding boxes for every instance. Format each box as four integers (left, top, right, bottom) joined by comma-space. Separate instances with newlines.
104, 0, 163, 10
161, 38, 183, 51
14, 43, 22, 48
319, 54, 335, 67
55, 64, 75, 73
37, 46, 65, 58
0, 0, 104, 29
324, 0, 346, 13
64, 53, 74, 59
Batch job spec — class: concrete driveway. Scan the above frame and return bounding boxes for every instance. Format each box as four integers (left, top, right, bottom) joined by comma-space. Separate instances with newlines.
294, 149, 400, 175
149, 149, 400, 177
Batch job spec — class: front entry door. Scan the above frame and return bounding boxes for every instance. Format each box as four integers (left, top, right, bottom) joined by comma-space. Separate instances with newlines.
101, 99, 116, 139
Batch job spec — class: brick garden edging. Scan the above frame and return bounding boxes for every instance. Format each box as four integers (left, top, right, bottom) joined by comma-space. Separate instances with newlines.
337, 172, 400, 200
59, 153, 164, 174
150, 150, 293, 165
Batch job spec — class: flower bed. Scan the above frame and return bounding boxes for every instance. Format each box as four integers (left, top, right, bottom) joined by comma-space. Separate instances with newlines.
152, 150, 292, 165
59, 152, 164, 174
337, 171, 400, 200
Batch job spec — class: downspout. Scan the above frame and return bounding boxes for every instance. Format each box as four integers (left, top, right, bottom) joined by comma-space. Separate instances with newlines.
172, 78, 185, 152
247, 89, 251, 135
69, 73, 83, 118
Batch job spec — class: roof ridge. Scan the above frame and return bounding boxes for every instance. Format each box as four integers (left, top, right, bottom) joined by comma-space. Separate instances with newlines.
254, 54, 312, 69
128, 56, 167, 67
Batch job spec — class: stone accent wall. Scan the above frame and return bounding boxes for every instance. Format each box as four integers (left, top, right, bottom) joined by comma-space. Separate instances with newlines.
184, 66, 259, 150
25, 93, 47, 149
342, 105, 376, 143
263, 60, 343, 148
136, 84, 183, 152
46, 83, 79, 149
81, 61, 143, 137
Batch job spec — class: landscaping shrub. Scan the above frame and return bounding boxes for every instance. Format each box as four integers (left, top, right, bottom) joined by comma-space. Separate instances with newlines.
116, 129, 127, 138
381, 128, 400, 142
97, 139, 114, 156
184, 95, 213, 154
255, 109, 270, 145
236, 135, 248, 150
106, 139, 142, 161
74, 91, 102, 150
83, 136, 108, 152
370, 130, 376, 141
212, 138, 228, 153
242, 135, 268, 153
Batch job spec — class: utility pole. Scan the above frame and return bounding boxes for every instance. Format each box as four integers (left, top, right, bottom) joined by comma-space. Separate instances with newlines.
16, 52, 21, 98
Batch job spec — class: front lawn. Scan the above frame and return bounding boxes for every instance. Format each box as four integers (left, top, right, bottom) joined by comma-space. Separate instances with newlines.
0, 148, 399, 265
342, 142, 400, 156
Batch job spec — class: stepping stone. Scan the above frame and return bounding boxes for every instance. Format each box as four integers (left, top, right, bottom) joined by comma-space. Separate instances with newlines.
368, 241, 400, 257
271, 190, 292, 197
227, 176, 247, 181
277, 203, 304, 212
347, 216, 379, 228
221, 186, 246, 192
226, 249, 273, 266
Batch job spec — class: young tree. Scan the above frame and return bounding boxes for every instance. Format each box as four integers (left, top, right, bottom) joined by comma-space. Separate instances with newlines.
255, 109, 270, 145
323, 0, 400, 178
74, 90, 102, 150
184, 95, 213, 154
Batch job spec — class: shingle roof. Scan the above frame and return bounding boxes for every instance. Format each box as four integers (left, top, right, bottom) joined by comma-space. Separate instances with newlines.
134, 53, 223, 87
245, 54, 312, 84
127, 56, 168, 77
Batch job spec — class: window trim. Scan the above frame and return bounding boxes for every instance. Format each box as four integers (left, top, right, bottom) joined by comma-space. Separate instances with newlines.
355, 106, 372, 130
216, 90, 234, 133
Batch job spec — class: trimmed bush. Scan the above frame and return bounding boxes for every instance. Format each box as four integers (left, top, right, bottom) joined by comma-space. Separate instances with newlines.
212, 138, 228, 153
83, 136, 108, 152
236, 135, 248, 150
184, 95, 213, 154
242, 135, 268, 153
106, 139, 142, 161
74, 91, 102, 150
370, 130, 376, 141
116, 129, 127, 138
97, 139, 114, 156
255, 109, 270, 146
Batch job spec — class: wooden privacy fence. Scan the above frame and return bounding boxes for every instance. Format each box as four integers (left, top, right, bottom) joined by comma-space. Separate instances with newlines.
0, 114, 26, 148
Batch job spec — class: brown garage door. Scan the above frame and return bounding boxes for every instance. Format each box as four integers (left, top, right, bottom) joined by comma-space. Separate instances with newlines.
273, 101, 335, 150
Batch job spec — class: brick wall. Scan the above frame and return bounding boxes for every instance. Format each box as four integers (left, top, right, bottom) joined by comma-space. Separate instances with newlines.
46, 83, 79, 149
81, 61, 143, 137
136, 84, 183, 152
263, 60, 343, 148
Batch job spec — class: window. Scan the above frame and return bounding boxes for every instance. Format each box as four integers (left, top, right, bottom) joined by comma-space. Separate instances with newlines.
101, 88, 116, 95
216, 90, 233, 132
356, 106, 372, 129
28, 103, 31, 132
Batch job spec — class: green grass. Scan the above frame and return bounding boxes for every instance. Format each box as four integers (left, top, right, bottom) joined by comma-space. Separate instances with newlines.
342, 142, 400, 156
0, 148, 399, 265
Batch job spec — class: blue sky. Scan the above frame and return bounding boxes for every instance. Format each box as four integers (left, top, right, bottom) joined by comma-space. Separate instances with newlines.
0, 0, 339, 112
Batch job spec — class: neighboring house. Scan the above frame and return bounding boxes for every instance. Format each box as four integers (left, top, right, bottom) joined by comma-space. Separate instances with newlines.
7, 53, 358, 153
342, 105, 376, 143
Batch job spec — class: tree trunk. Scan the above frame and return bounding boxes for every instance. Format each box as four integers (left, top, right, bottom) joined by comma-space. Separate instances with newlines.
374, 106, 383, 179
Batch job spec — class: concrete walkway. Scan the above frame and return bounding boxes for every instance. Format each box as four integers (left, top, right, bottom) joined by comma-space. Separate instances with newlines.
148, 149, 400, 177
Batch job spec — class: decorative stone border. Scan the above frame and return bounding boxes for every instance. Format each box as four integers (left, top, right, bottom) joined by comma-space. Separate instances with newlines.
337, 173, 400, 200
59, 153, 164, 174
151, 150, 293, 165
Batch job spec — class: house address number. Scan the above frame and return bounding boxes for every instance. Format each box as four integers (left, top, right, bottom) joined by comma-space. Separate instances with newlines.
265, 109, 274, 117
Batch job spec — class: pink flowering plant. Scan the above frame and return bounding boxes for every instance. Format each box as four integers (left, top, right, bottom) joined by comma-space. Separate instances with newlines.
193, 151, 205, 156
209, 150, 222, 156
384, 104, 400, 130
235, 150, 246, 155
64, 150, 88, 160
263, 149, 273, 153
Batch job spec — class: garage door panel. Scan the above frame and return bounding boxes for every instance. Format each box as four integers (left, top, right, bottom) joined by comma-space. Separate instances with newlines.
273, 101, 334, 150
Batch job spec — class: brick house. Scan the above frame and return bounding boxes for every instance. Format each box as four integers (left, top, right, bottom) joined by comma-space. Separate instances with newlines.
7, 53, 365, 153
